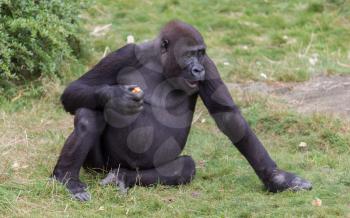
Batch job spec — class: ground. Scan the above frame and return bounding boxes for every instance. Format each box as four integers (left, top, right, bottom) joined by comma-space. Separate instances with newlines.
1, 0, 350, 217
228, 75, 350, 117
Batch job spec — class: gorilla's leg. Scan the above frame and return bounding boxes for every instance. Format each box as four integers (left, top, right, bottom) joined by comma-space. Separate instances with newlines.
83, 141, 106, 172
100, 155, 196, 192
52, 108, 105, 201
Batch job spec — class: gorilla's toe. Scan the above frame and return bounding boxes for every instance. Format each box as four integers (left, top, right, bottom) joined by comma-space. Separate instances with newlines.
51, 174, 91, 201
100, 169, 129, 194
99, 171, 117, 186
72, 191, 91, 201
265, 169, 312, 193
117, 179, 128, 195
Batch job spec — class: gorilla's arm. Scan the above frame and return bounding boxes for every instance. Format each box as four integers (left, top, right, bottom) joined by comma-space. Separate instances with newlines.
199, 57, 277, 181
199, 57, 312, 192
61, 44, 139, 114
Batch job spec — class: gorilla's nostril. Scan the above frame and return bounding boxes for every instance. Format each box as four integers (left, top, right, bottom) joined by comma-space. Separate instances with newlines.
191, 67, 203, 75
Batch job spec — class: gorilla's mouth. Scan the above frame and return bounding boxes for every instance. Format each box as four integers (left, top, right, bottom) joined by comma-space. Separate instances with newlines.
185, 80, 199, 88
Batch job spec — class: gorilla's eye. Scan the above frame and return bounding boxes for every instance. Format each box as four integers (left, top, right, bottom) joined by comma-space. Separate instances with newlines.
161, 39, 169, 51
198, 49, 206, 56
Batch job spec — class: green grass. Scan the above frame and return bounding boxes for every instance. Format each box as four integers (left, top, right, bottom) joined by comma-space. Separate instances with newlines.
1, 89, 350, 217
84, 0, 350, 82
1, 0, 350, 217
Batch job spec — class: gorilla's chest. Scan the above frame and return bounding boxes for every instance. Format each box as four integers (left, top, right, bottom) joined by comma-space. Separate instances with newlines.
102, 93, 196, 169
103, 67, 198, 168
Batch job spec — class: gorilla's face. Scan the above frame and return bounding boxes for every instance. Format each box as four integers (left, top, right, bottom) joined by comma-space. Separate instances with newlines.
160, 37, 206, 94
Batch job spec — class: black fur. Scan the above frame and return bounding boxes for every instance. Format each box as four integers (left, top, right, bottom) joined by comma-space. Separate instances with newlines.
52, 20, 311, 201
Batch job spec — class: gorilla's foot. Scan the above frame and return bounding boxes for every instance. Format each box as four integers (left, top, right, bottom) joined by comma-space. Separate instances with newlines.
52, 174, 91, 201
264, 169, 312, 193
100, 169, 129, 194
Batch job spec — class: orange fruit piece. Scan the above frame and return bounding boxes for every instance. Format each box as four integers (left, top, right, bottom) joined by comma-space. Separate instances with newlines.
131, 87, 141, 94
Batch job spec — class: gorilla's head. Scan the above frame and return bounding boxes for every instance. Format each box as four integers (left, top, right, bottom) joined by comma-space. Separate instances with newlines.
158, 20, 206, 93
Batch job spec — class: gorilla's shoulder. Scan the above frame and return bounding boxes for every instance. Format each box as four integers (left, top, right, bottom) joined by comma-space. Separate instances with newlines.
114, 44, 137, 57
92, 44, 137, 69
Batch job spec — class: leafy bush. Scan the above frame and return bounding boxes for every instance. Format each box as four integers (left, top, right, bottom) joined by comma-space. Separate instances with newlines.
0, 0, 86, 84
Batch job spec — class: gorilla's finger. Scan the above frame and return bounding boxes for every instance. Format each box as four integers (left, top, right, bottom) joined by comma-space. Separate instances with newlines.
135, 105, 144, 112
289, 177, 312, 191
124, 105, 143, 115
124, 84, 139, 91
125, 97, 143, 108
265, 169, 312, 193
127, 89, 144, 101
107, 101, 143, 115
125, 102, 141, 110
72, 191, 91, 201
123, 84, 141, 94
130, 92, 144, 101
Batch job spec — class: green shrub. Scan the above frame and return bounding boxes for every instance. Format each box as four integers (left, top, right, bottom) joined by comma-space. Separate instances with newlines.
0, 0, 86, 85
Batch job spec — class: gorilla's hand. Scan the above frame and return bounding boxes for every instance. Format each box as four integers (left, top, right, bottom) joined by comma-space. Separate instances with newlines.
263, 169, 312, 193
96, 85, 144, 115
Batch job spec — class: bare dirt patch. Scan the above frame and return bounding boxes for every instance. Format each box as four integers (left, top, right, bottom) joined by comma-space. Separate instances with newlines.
227, 75, 350, 117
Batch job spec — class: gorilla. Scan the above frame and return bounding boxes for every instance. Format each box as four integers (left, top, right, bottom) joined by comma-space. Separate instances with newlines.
52, 20, 312, 201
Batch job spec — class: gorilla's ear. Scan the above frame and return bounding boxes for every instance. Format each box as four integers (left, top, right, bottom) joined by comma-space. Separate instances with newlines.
161, 39, 169, 53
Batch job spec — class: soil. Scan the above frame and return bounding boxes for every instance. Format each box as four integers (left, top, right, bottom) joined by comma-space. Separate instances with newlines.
227, 75, 350, 117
